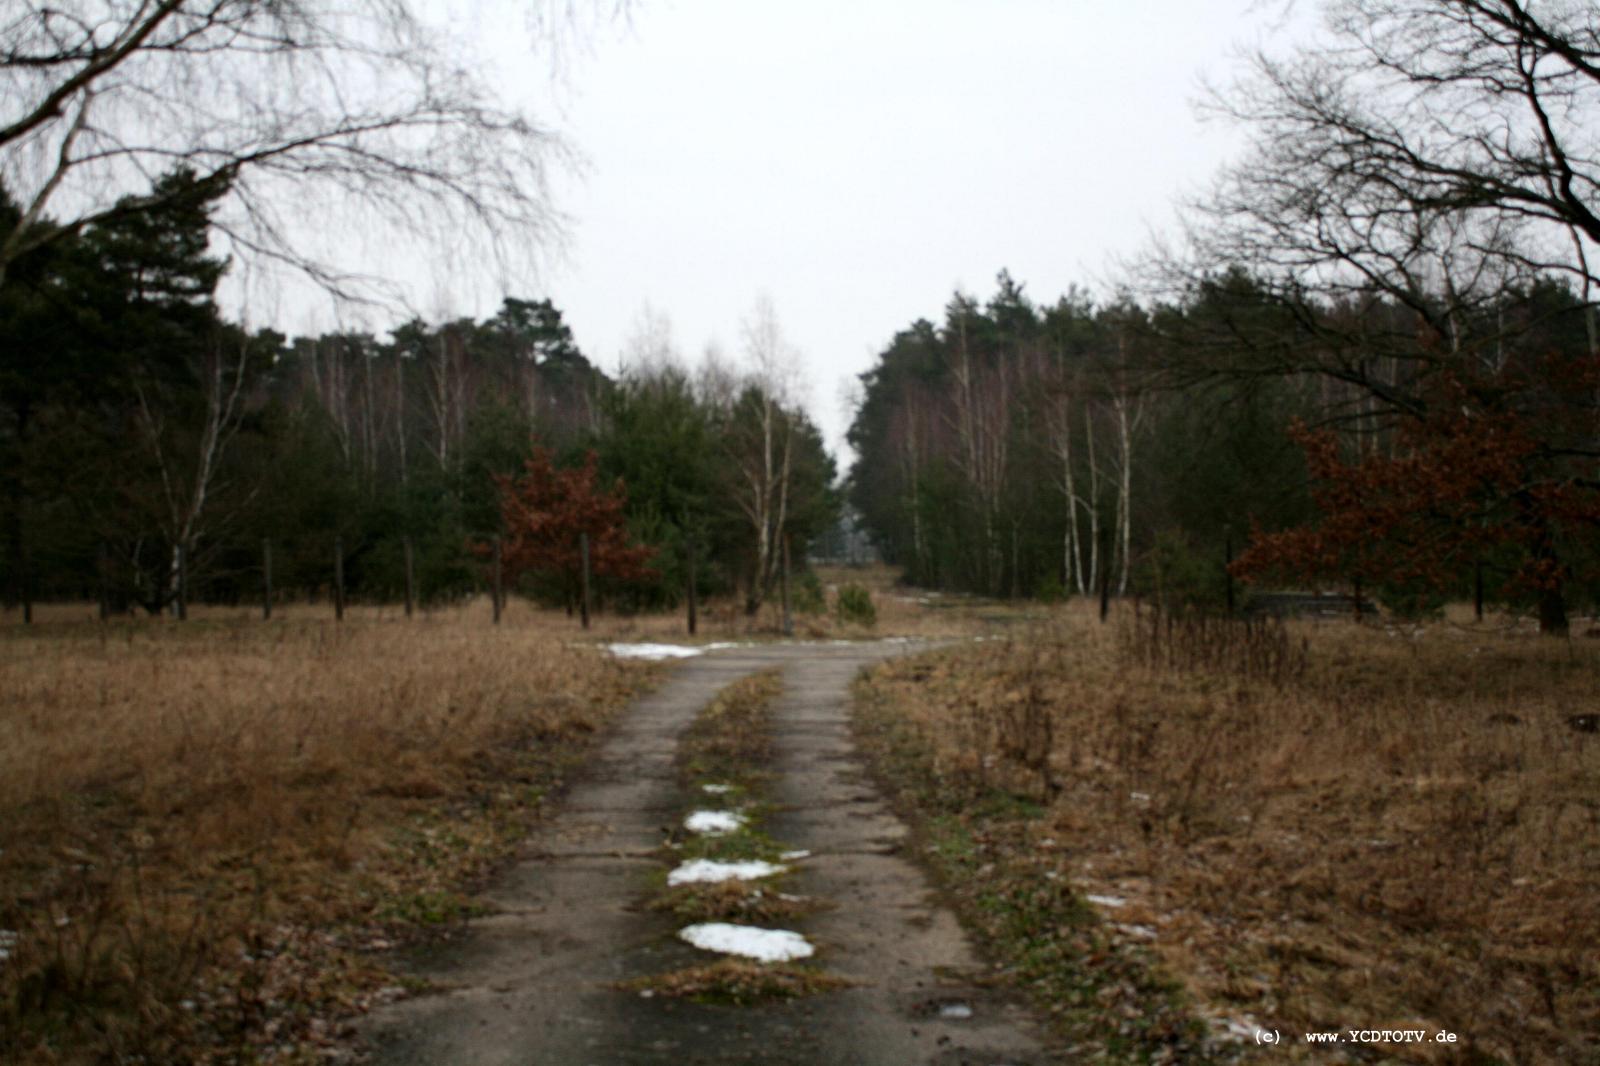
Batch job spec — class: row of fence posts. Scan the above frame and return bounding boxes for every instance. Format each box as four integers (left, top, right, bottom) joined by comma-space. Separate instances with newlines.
75, 533, 596, 629
4, 520, 1498, 628
31, 527, 803, 636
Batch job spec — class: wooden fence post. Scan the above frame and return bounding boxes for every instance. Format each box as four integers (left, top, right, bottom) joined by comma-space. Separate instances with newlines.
686, 538, 698, 636
17, 516, 31, 624
98, 542, 110, 621
1098, 527, 1111, 624
403, 536, 415, 619
334, 536, 345, 622
492, 536, 503, 625
579, 532, 591, 630
1224, 526, 1235, 617
781, 533, 793, 636
176, 544, 188, 621
262, 538, 273, 620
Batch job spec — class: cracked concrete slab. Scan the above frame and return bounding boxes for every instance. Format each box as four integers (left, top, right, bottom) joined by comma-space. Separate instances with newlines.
359, 642, 1055, 1065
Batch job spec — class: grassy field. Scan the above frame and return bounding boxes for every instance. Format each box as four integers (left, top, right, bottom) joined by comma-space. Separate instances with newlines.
14, 576, 1585, 1063
0, 599, 660, 1064
0, 571, 990, 1063
856, 601, 1599, 1064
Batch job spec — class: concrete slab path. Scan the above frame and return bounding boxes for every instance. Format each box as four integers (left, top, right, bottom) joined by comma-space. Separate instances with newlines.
361, 642, 1054, 1065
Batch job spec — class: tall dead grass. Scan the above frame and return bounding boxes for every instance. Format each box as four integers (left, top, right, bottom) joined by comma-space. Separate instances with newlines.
865, 602, 1600, 1063
0, 602, 651, 1063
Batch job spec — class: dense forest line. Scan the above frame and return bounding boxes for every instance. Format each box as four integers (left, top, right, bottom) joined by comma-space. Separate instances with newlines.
5, 169, 1599, 629
846, 268, 1600, 626
846, 0, 1600, 633
0, 172, 835, 618
6, 0, 1600, 634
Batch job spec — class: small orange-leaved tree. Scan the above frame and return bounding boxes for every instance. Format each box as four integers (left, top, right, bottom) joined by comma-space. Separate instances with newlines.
1231, 374, 1600, 632
482, 447, 656, 614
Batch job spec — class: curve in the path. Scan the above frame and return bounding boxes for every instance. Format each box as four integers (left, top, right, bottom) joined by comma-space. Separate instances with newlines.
362, 642, 1053, 1066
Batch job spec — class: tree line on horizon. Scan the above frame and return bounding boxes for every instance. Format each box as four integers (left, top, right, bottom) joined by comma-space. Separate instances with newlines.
0, 173, 836, 620
849, 0, 1600, 634
845, 267, 1599, 628
4, 1, 1599, 633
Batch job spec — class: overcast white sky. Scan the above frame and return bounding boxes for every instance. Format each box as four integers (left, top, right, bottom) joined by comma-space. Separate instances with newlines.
458, 2, 1301, 463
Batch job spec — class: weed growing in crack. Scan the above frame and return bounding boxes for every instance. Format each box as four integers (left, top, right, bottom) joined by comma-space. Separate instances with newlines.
677, 669, 783, 791
619, 959, 851, 1005
649, 880, 826, 925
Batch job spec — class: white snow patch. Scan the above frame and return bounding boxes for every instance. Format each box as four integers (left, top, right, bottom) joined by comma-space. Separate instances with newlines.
1114, 923, 1158, 940
605, 643, 705, 660
1085, 893, 1127, 908
684, 810, 745, 834
678, 923, 814, 962
701, 783, 734, 795
1222, 1016, 1273, 1043
939, 1002, 974, 1019
778, 849, 810, 861
0, 929, 16, 962
667, 859, 786, 886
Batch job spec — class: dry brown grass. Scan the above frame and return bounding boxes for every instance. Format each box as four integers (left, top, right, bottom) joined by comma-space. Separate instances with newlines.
0, 600, 655, 1063
648, 880, 823, 925
808, 564, 1045, 639
619, 958, 851, 1004
862, 601, 1600, 1064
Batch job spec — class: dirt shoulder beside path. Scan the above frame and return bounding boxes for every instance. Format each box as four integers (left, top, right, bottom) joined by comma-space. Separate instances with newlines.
360, 642, 1055, 1065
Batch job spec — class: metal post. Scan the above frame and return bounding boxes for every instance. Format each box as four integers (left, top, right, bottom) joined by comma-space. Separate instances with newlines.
579, 532, 591, 630
334, 536, 345, 622
262, 538, 273, 620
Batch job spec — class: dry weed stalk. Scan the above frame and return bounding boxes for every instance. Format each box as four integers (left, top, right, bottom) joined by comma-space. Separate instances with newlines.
865, 600, 1600, 1063
1119, 602, 1308, 688
0, 607, 649, 1061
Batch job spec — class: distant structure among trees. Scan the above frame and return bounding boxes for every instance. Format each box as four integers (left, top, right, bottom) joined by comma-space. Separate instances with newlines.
809, 506, 880, 568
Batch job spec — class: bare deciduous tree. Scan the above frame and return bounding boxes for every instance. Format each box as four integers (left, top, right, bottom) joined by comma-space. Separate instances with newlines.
0, 1, 578, 297
131, 330, 257, 610
1168, 0, 1600, 397
728, 296, 802, 616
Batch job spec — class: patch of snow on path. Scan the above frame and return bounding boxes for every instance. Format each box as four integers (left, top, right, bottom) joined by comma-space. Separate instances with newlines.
684, 810, 745, 834
605, 643, 705, 660
678, 923, 814, 962
667, 859, 786, 886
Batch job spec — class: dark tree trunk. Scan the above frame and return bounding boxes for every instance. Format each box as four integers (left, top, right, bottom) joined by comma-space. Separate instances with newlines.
1539, 584, 1569, 635
686, 538, 698, 636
